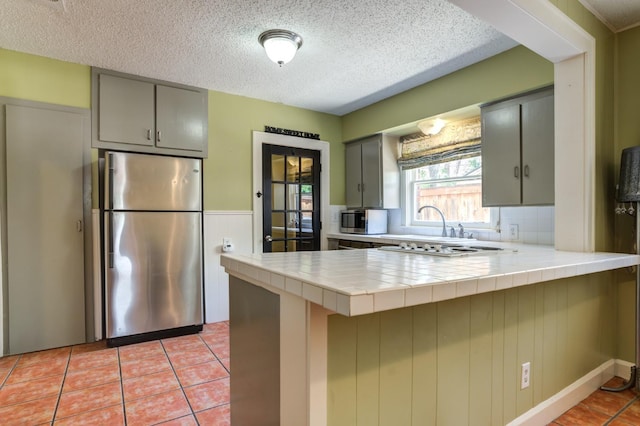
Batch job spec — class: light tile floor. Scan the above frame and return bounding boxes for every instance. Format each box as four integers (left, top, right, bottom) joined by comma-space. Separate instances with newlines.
550, 377, 640, 425
0, 322, 230, 425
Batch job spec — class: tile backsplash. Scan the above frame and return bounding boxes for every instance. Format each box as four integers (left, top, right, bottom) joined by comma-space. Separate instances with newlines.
385, 206, 554, 245
494, 205, 554, 245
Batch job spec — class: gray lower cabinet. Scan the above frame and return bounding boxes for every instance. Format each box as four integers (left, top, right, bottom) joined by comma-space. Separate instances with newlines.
345, 134, 399, 209
93, 68, 208, 158
481, 87, 554, 206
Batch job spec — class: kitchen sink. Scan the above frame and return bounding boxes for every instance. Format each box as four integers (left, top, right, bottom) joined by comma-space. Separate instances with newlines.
378, 243, 508, 257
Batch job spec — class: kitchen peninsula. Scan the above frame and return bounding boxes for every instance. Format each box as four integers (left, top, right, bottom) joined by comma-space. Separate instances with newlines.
221, 246, 640, 425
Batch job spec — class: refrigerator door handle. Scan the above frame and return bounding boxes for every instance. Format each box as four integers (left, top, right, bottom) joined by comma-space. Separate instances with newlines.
107, 212, 114, 269
107, 153, 114, 210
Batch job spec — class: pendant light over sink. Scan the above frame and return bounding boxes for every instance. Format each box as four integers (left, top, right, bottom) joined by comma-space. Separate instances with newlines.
258, 29, 303, 66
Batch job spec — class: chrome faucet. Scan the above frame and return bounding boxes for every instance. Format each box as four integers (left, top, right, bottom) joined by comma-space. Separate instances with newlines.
417, 205, 447, 237
458, 223, 465, 238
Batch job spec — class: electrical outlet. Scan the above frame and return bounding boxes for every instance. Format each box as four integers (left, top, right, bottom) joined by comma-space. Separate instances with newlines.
222, 237, 233, 252
521, 362, 531, 389
509, 224, 519, 240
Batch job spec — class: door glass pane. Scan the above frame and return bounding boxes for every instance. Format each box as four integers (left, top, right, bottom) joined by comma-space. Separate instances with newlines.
272, 183, 285, 210
287, 240, 297, 251
272, 155, 285, 181
287, 212, 300, 230
287, 184, 299, 210
286, 157, 300, 182
298, 239, 314, 251
301, 184, 312, 211
271, 212, 285, 239
301, 212, 312, 232
271, 241, 285, 252
300, 158, 313, 184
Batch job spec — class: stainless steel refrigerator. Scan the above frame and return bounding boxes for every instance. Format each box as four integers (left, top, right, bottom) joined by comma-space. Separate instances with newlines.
101, 151, 203, 346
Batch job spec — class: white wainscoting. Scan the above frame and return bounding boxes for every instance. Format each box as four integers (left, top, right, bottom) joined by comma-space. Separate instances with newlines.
204, 211, 253, 323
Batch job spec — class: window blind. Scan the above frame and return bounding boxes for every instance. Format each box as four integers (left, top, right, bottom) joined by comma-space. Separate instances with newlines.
398, 117, 481, 169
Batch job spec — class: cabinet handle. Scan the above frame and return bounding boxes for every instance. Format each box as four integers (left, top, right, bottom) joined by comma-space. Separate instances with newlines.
514, 166, 520, 179
524, 164, 530, 177
157, 130, 162, 142
357, 183, 361, 193
76, 220, 83, 232
146, 129, 152, 140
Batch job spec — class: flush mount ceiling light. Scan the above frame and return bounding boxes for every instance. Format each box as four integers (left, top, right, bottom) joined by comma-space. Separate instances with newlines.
417, 118, 447, 136
258, 29, 303, 66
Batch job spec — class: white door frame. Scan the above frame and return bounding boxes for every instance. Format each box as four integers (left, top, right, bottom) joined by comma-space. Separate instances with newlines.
451, 0, 596, 251
252, 131, 331, 254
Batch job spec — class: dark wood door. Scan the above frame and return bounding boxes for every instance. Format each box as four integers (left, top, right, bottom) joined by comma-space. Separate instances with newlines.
262, 144, 321, 252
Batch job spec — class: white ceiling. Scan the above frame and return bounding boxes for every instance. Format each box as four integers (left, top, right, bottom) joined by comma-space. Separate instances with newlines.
0, 0, 638, 117
579, 0, 640, 32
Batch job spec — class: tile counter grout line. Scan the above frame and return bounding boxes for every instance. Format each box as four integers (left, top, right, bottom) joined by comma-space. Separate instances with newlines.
603, 394, 640, 425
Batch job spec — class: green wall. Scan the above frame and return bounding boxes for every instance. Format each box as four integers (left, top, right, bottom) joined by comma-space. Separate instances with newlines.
328, 273, 615, 425
205, 91, 342, 210
341, 46, 554, 141
0, 48, 91, 109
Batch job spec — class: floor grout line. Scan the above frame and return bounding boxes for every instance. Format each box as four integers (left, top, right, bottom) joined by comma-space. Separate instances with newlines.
49, 349, 70, 425
603, 394, 640, 425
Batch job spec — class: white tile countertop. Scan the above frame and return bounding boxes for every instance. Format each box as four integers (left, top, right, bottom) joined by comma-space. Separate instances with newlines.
220, 245, 640, 317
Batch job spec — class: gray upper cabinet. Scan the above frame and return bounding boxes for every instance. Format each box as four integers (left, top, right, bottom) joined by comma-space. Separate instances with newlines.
99, 74, 155, 147
481, 87, 554, 206
155, 85, 207, 152
345, 134, 399, 209
92, 68, 208, 158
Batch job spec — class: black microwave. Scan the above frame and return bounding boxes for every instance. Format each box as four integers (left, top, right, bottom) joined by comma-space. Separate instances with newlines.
340, 209, 388, 234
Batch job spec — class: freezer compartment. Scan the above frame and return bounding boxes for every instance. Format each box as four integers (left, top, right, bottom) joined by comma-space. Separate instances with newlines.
105, 151, 201, 211
105, 211, 203, 339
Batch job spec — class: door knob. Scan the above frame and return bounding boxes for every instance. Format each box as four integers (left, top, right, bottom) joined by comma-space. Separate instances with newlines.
265, 235, 273, 242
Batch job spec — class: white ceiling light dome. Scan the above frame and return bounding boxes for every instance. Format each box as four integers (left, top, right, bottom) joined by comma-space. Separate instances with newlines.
258, 29, 303, 66
418, 118, 447, 135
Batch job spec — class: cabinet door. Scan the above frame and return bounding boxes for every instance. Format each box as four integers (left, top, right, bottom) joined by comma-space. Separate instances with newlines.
481, 104, 521, 206
99, 74, 155, 146
156, 85, 207, 152
361, 138, 382, 208
345, 142, 363, 208
521, 94, 554, 205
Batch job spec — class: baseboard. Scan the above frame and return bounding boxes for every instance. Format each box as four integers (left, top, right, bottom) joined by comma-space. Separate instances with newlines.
508, 359, 633, 425
615, 359, 634, 381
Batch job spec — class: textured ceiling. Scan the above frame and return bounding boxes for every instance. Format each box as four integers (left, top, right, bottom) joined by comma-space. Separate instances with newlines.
2, 1, 636, 116
580, 0, 640, 32
0, 0, 519, 116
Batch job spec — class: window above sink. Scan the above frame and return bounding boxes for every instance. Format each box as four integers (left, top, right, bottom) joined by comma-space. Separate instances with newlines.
402, 156, 498, 232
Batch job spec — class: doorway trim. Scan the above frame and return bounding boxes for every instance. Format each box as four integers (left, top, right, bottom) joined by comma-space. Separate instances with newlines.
252, 131, 330, 254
